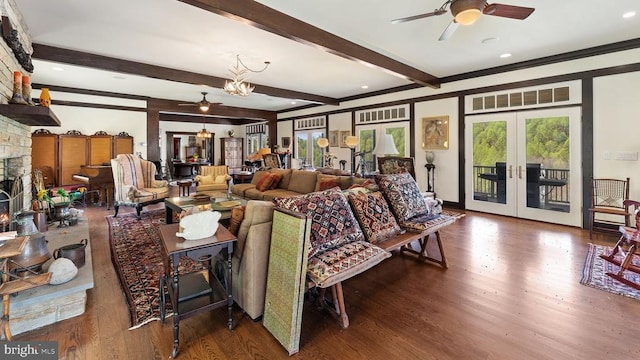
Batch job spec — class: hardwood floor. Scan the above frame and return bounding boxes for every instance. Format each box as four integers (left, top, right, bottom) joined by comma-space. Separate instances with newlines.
16, 197, 640, 359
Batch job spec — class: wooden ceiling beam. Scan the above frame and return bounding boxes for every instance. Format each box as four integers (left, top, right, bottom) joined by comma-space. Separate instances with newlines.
179, 0, 441, 89
159, 113, 258, 125
148, 98, 276, 122
31, 43, 340, 105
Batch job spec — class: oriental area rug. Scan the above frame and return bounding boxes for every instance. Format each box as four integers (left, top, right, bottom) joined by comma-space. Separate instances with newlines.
107, 209, 203, 329
580, 243, 640, 301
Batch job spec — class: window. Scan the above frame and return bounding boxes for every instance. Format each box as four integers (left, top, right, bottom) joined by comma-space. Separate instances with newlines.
355, 122, 409, 173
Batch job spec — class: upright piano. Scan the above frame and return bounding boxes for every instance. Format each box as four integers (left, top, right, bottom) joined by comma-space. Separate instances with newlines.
72, 165, 114, 209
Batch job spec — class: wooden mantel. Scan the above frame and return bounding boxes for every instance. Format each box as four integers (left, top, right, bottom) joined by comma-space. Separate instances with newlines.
0, 104, 61, 126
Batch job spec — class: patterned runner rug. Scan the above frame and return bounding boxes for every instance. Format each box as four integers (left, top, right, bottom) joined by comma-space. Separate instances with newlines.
580, 243, 640, 301
107, 209, 203, 329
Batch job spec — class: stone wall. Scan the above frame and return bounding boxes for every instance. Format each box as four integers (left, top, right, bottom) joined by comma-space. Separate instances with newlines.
0, 0, 34, 207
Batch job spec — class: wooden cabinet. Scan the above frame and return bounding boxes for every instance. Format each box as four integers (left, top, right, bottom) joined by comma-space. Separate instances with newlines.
58, 133, 88, 186
113, 133, 133, 156
31, 130, 59, 185
31, 130, 133, 187
220, 137, 243, 170
89, 134, 112, 165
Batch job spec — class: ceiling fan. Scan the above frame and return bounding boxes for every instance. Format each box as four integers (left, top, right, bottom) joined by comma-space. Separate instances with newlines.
391, 0, 535, 41
178, 92, 221, 112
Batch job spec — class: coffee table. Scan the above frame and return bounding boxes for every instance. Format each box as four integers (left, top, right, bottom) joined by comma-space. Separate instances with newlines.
164, 193, 246, 224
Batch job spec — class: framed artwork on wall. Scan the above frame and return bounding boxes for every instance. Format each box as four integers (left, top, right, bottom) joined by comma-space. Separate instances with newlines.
282, 137, 291, 148
422, 116, 449, 150
329, 130, 340, 147
339, 130, 351, 148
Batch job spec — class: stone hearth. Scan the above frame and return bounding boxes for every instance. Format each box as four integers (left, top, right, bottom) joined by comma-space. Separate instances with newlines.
8, 215, 94, 335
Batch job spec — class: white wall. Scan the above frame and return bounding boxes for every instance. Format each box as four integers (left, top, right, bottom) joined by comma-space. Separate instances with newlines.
277, 49, 640, 203
593, 71, 640, 198
414, 98, 459, 201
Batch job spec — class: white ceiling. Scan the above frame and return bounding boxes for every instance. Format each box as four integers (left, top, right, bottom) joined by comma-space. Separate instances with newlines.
14, 0, 640, 113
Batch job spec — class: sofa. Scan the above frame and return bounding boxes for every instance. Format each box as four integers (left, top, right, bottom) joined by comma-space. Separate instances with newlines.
194, 165, 232, 195
231, 200, 275, 320
231, 168, 368, 201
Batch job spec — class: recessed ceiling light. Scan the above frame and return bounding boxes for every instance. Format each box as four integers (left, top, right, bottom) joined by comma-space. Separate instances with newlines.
500, 53, 512, 59
290, 101, 297, 105
481, 37, 499, 44
52, 66, 64, 71
361, 85, 369, 89
623, 11, 636, 18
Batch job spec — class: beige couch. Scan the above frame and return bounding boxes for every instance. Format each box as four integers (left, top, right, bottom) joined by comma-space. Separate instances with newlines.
231, 168, 366, 201
231, 200, 275, 320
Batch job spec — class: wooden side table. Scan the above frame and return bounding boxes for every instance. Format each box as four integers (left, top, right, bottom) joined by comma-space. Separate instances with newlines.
158, 223, 237, 358
177, 180, 192, 196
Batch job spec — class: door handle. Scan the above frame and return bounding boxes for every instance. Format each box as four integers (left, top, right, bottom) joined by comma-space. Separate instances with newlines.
508, 165, 513, 179
518, 165, 523, 179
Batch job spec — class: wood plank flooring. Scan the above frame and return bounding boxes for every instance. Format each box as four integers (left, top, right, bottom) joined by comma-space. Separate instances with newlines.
15, 195, 640, 359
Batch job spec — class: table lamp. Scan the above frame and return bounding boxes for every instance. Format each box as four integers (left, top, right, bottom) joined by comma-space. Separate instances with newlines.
373, 133, 399, 157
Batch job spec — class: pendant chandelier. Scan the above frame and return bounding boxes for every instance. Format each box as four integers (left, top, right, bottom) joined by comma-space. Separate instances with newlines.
197, 120, 212, 138
223, 54, 270, 96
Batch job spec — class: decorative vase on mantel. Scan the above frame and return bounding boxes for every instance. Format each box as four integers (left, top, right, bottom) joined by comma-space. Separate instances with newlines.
39, 87, 51, 107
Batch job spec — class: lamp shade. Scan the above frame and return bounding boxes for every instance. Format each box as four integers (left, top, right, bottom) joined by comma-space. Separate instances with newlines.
257, 147, 271, 157
317, 138, 329, 148
373, 134, 399, 156
345, 136, 359, 148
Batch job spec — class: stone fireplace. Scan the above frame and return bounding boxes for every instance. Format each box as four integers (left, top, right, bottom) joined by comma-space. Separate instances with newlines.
0, 119, 32, 229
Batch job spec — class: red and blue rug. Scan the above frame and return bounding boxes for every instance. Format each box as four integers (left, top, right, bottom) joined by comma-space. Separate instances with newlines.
580, 243, 640, 301
107, 209, 203, 329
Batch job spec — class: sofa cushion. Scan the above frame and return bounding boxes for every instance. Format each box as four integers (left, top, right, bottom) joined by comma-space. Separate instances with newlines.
287, 170, 319, 194
401, 213, 457, 234
275, 187, 364, 258
214, 174, 228, 184
348, 191, 401, 244
269, 168, 293, 190
231, 183, 255, 197
251, 170, 269, 185
315, 174, 341, 192
198, 174, 215, 184
376, 172, 429, 224
256, 173, 277, 191
261, 189, 302, 201
307, 240, 390, 288
269, 173, 282, 189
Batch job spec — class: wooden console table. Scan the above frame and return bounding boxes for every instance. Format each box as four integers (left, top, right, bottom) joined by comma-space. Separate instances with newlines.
158, 223, 236, 358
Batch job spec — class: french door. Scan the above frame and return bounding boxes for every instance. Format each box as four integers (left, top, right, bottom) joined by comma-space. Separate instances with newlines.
465, 107, 582, 226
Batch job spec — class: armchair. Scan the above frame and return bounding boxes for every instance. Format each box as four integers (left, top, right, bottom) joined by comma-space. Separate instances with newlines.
194, 165, 231, 195
111, 154, 169, 219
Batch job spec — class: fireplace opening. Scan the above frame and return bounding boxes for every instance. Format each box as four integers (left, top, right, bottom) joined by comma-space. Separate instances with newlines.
0, 177, 24, 232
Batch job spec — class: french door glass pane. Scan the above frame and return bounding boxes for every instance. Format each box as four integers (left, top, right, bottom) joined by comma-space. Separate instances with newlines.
472, 121, 507, 204
524, 116, 570, 212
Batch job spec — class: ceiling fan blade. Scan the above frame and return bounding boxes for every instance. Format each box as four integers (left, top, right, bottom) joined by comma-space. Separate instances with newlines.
438, 20, 459, 41
391, 9, 447, 24
178, 103, 196, 106
483, 3, 535, 20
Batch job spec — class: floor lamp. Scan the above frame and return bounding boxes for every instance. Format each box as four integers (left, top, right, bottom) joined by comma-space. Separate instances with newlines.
345, 135, 359, 175
317, 137, 330, 168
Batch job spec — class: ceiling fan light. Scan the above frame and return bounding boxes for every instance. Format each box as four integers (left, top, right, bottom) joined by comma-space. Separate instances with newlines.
199, 104, 209, 112
454, 8, 481, 25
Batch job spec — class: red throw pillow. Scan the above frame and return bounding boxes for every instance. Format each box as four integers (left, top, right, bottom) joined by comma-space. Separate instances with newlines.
269, 173, 282, 190
256, 173, 275, 191
318, 179, 341, 191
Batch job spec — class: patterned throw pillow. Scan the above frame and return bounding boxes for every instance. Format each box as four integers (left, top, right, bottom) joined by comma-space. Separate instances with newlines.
348, 191, 400, 244
275, 187, 364, 258
375, 172, 429, 224
228, 205, 246, 236
256, 174, 276, 191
